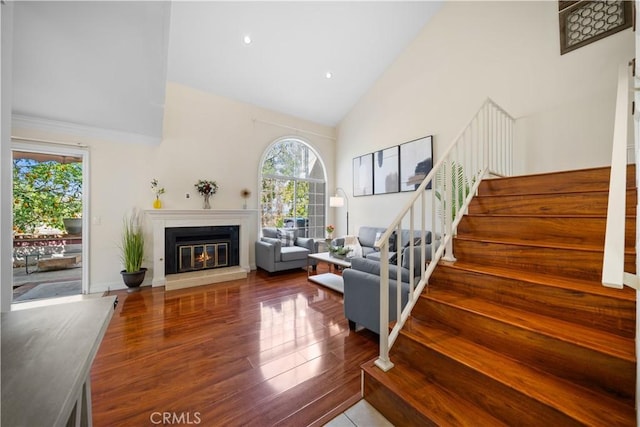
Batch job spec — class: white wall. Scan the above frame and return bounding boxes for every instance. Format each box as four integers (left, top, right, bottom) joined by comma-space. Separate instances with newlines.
11, 82, 335, 294
1, 2, 14, 312
335, 1, 634, 234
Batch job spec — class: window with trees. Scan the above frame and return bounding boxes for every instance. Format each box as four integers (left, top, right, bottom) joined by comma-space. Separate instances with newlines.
13, 153, 83, 234
260, 138, 326, 238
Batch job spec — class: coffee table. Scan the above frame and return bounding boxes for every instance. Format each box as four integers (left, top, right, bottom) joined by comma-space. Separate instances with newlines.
307, 252, 352, 293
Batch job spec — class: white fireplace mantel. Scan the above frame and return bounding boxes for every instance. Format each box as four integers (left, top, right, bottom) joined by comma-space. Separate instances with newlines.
144, 209, 258, 289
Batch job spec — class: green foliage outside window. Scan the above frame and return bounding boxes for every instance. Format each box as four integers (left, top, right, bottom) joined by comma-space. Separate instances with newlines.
261, 139, 321, 236
13, 159, 82, 234
261, 178, 309, 228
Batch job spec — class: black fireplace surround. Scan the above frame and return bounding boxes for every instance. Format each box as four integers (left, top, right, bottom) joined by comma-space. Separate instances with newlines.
165, 226, 240, 275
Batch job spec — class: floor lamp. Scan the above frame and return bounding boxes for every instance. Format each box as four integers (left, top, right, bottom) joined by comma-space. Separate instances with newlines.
329, 187, 349, 235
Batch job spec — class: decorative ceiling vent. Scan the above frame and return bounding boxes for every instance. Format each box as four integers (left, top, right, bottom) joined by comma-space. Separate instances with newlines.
559, 0, 633, 55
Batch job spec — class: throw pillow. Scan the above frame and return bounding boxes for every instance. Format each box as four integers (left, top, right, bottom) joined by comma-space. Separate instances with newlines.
389, 237, 421, 265
277, 229, 296, 247
389, 252, 398, 264
374, 231, 396, 252
374, 232, 382, 251
343, 235, 363, 258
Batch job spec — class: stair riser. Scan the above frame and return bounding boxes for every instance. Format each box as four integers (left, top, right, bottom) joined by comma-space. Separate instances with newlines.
468, 190, 636, 216
363, 373, 436, 427
457, 216, 635, 249
452, 239, 636, 281
430, 265, 636, 338
394, 334, 583, 426
478, 166, 636, 196
411, 298, 636, 399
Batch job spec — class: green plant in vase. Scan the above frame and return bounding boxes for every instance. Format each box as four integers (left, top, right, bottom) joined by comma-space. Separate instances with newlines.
328, 245, 352, 259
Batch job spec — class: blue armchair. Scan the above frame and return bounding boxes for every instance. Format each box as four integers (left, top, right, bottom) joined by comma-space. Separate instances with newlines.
255, 227, 316, 273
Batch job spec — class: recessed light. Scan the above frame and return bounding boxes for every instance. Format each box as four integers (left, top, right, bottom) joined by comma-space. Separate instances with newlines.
243, 35, 252, 45
325, 72, 333, 79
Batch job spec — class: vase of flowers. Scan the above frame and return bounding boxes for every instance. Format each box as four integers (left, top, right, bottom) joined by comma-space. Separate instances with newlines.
195, 179, 218, 209
326, 224, 335, 240
151, 178, 165, 209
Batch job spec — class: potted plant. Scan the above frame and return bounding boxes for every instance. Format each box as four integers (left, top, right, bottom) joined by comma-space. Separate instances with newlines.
435, 161, 471, 221
120, 210, 146, 291
63, 214, 83, 235
328, 244, 352, 259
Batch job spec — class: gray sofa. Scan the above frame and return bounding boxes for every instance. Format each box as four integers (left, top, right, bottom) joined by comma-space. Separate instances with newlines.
342, 242, 436, 334
333, 226, 433, 262
255, 227, 316, 273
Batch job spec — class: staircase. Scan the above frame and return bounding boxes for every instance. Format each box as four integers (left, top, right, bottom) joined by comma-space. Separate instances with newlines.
362, 166, 637, 426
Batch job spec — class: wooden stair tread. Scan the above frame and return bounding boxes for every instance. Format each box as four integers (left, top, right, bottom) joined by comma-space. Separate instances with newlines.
420, 287, 635, 362
401, 317, 635, 426
457, 215, 635, 251
451, 238, 637, 279
475, 188, 629, 196
474, 189, 636, 201
478, 166, 635, 196
362, 358, 508, 427
466, 214, 634, 220
438, 260, 636, 301
476, 190, 629, 200
463, 213, 635, 220
453, 234, 634, 254
470, 190, 637, 216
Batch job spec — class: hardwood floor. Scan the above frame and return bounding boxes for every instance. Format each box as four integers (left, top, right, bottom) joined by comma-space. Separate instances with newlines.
90, 265, 379, 427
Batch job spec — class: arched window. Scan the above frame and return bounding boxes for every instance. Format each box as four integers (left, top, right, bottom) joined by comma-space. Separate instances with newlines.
260, 138, 326, 238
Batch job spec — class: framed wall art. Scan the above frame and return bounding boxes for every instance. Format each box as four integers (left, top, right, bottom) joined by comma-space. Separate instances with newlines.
352, 153, 373, 197
400, 135, 433, 192
373, 146, 399, 195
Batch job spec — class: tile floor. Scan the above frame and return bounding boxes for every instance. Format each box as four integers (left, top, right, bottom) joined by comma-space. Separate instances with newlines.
324, 399, 394, 427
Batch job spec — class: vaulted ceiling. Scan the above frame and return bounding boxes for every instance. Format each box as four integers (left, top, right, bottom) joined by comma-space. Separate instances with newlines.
11, 1, 441, 143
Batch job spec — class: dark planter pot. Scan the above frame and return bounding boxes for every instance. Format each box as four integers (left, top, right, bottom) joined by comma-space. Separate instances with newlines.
63, 218, 82, 235
120, 268, 147, 292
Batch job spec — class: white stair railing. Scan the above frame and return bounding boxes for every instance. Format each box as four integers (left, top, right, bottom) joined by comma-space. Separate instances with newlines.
374, 98, 514, 371
602, 61, 636, 290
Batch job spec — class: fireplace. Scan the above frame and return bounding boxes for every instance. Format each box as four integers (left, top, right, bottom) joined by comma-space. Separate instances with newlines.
146, 209, 256, 290
178, 243, 228, 272
165, 226, 240, 275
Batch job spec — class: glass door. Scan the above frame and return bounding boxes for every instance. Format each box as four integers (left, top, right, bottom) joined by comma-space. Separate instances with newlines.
11, 142, 89, 304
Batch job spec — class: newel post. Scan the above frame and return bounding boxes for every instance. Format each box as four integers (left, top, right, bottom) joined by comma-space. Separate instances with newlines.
375, 243, 394, 372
